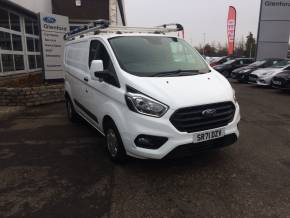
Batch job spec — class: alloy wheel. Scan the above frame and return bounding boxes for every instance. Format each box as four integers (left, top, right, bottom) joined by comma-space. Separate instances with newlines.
106, 129, 118, 157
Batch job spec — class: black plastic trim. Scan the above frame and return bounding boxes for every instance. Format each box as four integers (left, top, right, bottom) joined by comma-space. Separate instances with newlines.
134, 135, 168, 150
74, 99, 99, 123
164, 134, 237, 159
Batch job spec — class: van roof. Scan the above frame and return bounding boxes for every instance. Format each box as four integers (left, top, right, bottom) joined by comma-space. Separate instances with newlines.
65, 33, 182, 44
64, 20, 184, 42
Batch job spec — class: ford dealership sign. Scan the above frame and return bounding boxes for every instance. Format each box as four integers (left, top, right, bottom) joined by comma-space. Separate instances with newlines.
40, 13, 69, 80
43, 16, 56, 24
256, 0, 290, 60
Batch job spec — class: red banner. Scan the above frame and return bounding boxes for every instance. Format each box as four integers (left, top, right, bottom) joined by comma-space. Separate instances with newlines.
227, 6, 236, 56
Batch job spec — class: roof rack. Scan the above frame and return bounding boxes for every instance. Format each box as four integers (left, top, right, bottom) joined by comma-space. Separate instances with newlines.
64, 20, 184, 41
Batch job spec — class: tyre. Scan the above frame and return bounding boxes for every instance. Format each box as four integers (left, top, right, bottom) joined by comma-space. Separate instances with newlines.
65, 96, 79, 123
104, 120, 127, 163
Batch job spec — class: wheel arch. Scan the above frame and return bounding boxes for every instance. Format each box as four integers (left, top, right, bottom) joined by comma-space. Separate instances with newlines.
100, 102, 127, 136
102, 115, 115, 133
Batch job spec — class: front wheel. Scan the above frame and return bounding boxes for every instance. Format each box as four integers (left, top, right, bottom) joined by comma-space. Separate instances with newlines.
105, 121, 127, 163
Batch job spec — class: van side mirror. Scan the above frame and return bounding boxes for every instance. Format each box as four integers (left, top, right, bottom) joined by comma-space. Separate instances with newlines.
90, 60, 104, 80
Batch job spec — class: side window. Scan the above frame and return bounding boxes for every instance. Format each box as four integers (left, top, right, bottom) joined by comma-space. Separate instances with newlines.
239, 60, 244, 65
89, 40, 112, 70
89, 40, 119, 87
89, 40, 101, 68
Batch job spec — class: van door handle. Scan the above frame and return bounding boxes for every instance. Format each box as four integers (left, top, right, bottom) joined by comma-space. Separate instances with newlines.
84, 76, 89, 82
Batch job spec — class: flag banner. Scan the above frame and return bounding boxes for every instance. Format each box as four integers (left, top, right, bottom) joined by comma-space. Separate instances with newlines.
227, 6, 237, 55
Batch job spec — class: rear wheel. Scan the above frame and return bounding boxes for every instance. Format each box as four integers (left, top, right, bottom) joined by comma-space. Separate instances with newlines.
65, 96, 79, 122
104, 121, 127, 163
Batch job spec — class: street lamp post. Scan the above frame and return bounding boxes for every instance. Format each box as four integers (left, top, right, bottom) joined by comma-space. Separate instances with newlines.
203, 33, 206, 56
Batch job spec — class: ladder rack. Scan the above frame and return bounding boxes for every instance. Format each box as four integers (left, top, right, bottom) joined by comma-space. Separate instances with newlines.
64, 20, 184, 41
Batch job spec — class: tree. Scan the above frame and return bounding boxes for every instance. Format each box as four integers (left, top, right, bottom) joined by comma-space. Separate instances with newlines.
195, 44, 204, 54
216, 42, 227, 56
245, 32, 256, 58
203, 44, 216, 56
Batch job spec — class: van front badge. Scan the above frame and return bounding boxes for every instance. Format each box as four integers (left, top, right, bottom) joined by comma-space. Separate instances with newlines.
202, 109, 217, 117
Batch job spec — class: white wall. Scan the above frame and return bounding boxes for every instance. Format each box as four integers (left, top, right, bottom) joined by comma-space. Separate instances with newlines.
109, 0, 125, 26
8, 0, 52, 13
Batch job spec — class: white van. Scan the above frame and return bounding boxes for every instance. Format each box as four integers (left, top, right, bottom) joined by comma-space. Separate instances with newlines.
64, 23, 240, 162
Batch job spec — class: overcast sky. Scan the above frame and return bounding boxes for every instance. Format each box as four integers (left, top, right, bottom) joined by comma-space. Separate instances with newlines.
123, 0, 261, 46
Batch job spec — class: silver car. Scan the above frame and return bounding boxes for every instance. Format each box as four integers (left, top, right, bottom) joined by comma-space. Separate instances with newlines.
249, 60, 290, 86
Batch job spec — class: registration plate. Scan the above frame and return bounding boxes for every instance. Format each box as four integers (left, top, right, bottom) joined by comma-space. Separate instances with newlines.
193, 128, 225, 143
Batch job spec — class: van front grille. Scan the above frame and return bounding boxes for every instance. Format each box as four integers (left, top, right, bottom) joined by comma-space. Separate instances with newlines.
170, 102, 236, 133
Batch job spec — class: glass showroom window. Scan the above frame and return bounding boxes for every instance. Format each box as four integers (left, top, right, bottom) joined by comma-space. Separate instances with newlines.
0, 8, 25, 75
25, 17, 41, 70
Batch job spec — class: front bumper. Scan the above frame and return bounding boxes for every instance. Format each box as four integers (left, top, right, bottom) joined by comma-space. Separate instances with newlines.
233, 73, 249, 82
165, 134, 237, 159
120, 103, 241, 159
249, 75, 272, 86
256, 77, 272, 86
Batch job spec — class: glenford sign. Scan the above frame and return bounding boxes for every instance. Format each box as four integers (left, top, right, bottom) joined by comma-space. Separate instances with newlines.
256, 0, 290, 60
40, 13, 69, 80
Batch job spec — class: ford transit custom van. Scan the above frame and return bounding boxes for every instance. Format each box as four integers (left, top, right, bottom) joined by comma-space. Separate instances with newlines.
64, 22, 240, 162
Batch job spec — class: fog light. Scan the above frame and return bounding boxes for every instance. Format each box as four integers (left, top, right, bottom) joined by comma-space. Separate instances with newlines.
134, 135, 168, 149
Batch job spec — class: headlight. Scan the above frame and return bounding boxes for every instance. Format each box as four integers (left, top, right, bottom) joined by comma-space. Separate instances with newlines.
125, 88, 169, 118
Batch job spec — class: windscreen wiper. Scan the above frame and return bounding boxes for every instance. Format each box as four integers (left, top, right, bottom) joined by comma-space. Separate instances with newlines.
151, 69, 201, 77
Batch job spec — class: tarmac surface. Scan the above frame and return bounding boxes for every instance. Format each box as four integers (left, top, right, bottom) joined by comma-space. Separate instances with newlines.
0, 82, 290, 218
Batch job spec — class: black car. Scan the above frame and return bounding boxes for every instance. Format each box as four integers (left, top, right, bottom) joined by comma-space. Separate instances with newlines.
231, 58, 284, 83
213, 58, 254, 78
210, 56, 232, 67
272, 70, 290, 90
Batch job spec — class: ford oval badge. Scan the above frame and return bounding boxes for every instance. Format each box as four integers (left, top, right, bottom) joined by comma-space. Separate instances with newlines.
202, 109, 217, 117
43, 16, 56, 24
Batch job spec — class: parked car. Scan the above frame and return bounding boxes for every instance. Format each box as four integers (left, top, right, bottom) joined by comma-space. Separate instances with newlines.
209, 56, 232, 67
205, 56, 217, 64
249, 60, 290, 86
213, 58, 254, 78
231, 58, 284, 83
64, 24, 240, 162
272, 70, 290, 90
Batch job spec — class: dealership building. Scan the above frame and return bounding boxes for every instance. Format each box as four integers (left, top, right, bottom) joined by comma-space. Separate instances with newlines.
0, 0, 126, 84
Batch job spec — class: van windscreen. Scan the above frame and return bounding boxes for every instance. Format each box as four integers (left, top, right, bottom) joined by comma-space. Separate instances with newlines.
109, 36, 210, 77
